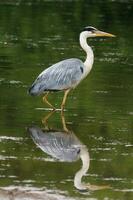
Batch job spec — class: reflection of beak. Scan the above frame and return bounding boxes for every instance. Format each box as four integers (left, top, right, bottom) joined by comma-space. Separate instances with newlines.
86, 183, 111, 191
95, 31, 116, 37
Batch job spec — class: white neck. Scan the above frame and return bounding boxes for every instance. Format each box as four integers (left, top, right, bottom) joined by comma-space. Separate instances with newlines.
74, 146, 90, 190
79, 32, 94, 76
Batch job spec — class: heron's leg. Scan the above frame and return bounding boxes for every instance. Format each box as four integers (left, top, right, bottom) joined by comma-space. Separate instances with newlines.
61, 89, 70, 112
43, 92, 56, 110
42, 110, 55, 128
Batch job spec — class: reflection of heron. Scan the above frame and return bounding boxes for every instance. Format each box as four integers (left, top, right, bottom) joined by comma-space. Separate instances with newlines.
28, 126, 90, 190
28, 112, 109, 191
29, 26, 115, 111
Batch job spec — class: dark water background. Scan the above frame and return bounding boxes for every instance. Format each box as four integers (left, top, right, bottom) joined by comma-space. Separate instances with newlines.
0, 0, 133, 199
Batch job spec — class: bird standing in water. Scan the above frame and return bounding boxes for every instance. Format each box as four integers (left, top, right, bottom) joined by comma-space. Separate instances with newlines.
29, 26, 115, 111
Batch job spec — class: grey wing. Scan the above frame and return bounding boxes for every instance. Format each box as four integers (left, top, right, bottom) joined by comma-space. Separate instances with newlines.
29, 58, 84, 95
28, 126, 81, 162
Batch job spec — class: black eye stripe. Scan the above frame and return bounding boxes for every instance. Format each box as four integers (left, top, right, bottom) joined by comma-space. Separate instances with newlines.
82, 26, 97, 32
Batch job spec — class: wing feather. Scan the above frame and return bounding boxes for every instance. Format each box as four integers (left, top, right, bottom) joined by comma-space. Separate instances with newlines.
29, 58, 84, 95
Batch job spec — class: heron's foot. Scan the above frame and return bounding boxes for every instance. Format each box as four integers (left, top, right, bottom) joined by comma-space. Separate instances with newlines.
49, 106, 56, 111
61, 104, 66, 116
42, 110, 56, 128
43, 103, 56, 111
61, 104, 65, 112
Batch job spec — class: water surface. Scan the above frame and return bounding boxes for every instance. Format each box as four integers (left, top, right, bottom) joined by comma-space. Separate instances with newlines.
0, 0, 133, 200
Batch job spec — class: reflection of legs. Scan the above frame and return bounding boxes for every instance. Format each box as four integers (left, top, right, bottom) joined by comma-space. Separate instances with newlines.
61, 110, 69, 132
43, 92, 55, 110
61, 89, 70, 112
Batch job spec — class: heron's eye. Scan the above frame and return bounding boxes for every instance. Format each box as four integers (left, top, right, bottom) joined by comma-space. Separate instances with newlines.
87, 28, 95, 32
87, 30, 95, 34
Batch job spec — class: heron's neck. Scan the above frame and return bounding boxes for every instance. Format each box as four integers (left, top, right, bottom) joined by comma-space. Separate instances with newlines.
80, 32, 94, 75
74, 146, 90, 190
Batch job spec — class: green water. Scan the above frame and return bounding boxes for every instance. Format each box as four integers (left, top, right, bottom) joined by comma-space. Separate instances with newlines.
0, 0, 133, 199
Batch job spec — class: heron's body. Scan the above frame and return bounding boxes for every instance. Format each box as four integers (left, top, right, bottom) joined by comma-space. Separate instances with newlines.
29, 26, 115, 110
29, 58, 85, 95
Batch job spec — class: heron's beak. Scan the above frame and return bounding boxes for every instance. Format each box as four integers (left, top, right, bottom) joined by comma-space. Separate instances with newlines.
95, 30, 116, 37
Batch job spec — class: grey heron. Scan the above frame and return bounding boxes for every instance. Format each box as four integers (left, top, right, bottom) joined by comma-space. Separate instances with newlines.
29, 26, 115, 111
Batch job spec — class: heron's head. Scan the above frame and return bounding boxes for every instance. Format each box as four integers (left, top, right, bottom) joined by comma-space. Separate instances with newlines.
81, 26, 115, 38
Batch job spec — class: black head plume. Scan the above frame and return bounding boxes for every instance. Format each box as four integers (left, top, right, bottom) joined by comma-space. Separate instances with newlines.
82, 26, 97, 32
